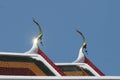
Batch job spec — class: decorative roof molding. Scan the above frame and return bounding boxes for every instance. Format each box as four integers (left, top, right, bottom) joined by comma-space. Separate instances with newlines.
73, 29, 87, 63
25, 19, 65, 76
25, 18, 43, 54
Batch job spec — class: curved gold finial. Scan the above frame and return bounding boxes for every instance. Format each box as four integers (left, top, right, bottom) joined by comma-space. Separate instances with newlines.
24, 18, 43, 54
76, 29, 86, 43
73, 29, 87, 63
76, 29, 87, 52
32, 18, 43, 46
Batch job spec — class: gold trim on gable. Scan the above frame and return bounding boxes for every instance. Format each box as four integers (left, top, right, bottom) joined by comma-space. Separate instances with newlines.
0, 61, 46, 76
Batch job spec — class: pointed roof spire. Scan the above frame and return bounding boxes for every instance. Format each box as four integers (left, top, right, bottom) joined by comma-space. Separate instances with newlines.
73, 29, 87, 63
25, 18, 43, 54
32, 18, 43, 46
73, 30, 104, 75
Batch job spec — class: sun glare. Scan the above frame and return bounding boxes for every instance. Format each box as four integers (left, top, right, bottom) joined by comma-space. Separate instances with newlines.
33, 38, 38, 44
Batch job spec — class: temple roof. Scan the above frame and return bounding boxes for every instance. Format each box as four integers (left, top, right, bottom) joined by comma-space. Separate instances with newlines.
0, 19, 119, 80
0, 48, 104, 76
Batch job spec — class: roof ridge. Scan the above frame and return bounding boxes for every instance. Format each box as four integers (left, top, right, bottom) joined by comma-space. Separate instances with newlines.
37, 49, 65, 76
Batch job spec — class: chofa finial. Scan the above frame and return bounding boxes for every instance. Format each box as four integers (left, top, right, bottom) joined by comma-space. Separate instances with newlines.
73, 29, 87, 63
25, 18, 43, 54
32, 18, 43, 46
76, 29, 87, 50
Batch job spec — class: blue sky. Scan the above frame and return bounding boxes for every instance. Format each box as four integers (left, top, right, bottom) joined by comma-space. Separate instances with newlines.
0, 0, 120, 76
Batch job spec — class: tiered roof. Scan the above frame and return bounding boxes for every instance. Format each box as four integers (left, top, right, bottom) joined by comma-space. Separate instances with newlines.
0, 19, 119, 80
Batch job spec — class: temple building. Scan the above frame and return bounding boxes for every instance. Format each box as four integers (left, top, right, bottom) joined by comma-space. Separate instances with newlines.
0, 19, 119, 80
